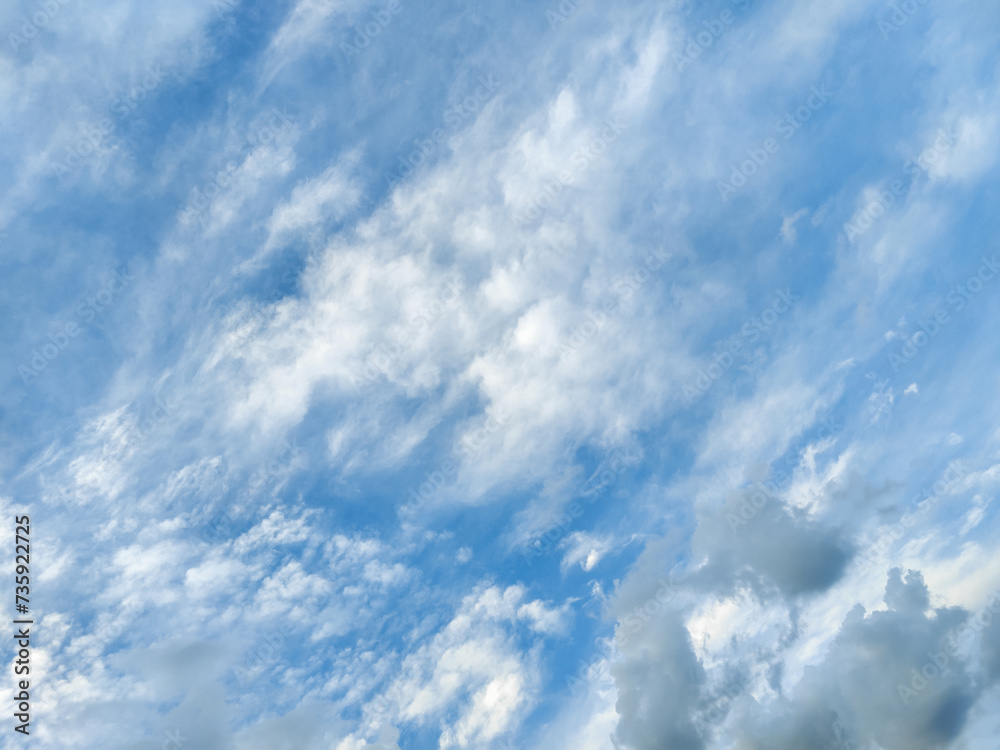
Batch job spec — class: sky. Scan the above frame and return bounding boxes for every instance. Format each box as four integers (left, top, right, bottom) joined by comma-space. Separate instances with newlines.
2, 0, 1000, 748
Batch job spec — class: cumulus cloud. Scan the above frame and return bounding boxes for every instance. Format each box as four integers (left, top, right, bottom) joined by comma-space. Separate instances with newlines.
368, 584, 567, 746
4, 0, 1000, 748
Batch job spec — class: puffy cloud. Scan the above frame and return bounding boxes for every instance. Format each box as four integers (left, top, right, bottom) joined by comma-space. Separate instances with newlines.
611, 610, 706, 750
5, 0, 1000, 747
693, 481, 855, 598
729, 570, 977, 750
608, 567, 999, 750
369, 584, 567, 746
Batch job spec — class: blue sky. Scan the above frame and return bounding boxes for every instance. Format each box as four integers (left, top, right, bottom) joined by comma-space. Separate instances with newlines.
2, 0, 1000, 748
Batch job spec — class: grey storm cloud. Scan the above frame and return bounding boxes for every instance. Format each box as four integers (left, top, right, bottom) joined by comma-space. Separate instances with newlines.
610, 611, 707, 750
976, 595, 1000, 684
730, 569, 977, 750
692, 484, 855, 598
609, 567, 994, 750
